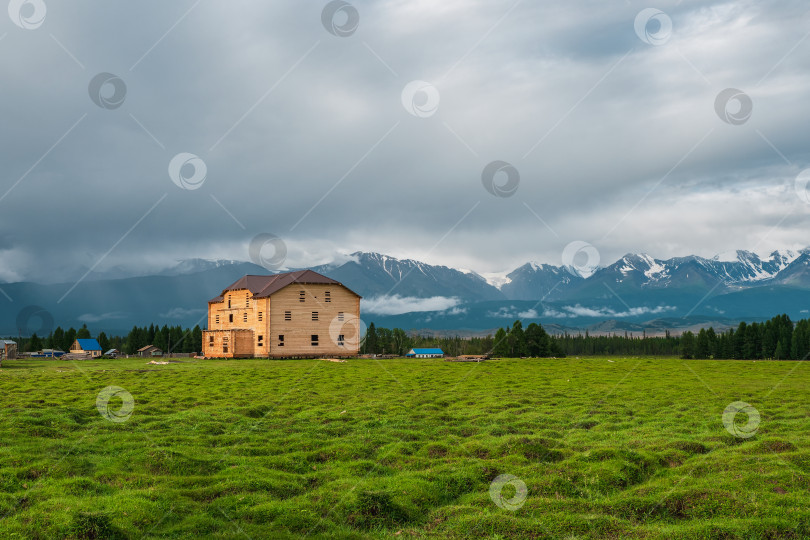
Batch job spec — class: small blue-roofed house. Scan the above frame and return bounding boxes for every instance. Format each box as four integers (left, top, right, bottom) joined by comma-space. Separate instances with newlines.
70, 338, 102, 358
406, 348, 444, 358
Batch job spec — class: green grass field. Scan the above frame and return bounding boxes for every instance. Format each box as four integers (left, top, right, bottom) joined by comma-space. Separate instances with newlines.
0, 356, 807, 539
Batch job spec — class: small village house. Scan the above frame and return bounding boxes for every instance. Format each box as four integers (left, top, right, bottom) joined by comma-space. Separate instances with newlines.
203, 270, 362, 358
1, 340, 17, 363
137, 345, 163, 358
406, 348, 445, 358
70, 339, 102, 358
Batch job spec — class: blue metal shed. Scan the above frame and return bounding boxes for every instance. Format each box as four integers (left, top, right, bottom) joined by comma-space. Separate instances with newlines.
406, 348, 444, 358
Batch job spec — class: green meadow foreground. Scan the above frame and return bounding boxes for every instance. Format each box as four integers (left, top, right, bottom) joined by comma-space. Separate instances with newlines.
0, 357, 808, 539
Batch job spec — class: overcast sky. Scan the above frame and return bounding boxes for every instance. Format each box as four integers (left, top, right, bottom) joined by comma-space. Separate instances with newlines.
1, 0, 809, 283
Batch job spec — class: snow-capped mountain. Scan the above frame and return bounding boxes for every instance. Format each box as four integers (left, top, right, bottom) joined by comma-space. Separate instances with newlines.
768, 251, 810, 287
700, 250, 801, 284
498, 262, 583, 301
134, 249, 810, 302
311, 252, 504, 302
563, 250, 807, 294
4, 248, 810, 335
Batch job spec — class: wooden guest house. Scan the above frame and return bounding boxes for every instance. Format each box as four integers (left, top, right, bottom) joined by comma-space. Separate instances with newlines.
203, 270, 362, 358
137, 345, 163, 358
69, 339, 102, 358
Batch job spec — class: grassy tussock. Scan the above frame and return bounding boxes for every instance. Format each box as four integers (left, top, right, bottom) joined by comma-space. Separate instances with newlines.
0, 356, 807, 538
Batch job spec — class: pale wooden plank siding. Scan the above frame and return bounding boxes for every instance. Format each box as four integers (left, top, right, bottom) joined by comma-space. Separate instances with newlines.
202, 271, 361, 358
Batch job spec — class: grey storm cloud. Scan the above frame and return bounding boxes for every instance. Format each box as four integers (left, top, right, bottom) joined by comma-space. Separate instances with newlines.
1, 0, 810, 284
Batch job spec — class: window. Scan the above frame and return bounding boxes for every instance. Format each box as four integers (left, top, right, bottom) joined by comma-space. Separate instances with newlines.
299, 290, 305, 302
338, 312, 344, 322
311, 334, 319, 346
258, 312, 263, 322
312, 311, 318, 321
223, 336, 229, 343
243, 313, 248, 323
215, 315, 220, 324
223, 346, 228, 353
338, 334, 345, 346
284, 311, 291, 321
209, 335, 214, 344
278, 335, 284, 347
229, 314, 233, 323
325, 291, 331, 303
258, 335, 264, 346
228, 297, 231, 308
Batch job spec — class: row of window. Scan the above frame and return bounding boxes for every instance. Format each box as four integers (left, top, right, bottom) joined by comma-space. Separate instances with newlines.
215, 313, 250, 324
208, 334, 346, 349
215, 311, 345, 324
225, 290, 333, 310
275, 334, 344, 347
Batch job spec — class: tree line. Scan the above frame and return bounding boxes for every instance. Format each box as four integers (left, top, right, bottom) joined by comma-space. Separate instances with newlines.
360, 320, 565, 357
3, 323, 203, 355
363, 314, 810, 360
360, 323, 497, 357
2, 324, 116, 354
679, 315, 810, 360
122, 324, 203, 354
554, 331, 681, 356
6, 313, 810, 360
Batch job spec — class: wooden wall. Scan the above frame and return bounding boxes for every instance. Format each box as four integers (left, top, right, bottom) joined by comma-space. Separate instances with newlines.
203, 282, 360, 358
203, 329, 255, 358
267, 283, 361, 358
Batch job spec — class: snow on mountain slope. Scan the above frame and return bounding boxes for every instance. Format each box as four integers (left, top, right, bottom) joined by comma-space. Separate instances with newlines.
479, 271, 512, 289
698, 249, 801, 284
147, 248, 810, 306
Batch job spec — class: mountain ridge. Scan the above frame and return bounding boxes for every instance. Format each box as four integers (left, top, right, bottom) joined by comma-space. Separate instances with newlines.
2, 248, 810, 335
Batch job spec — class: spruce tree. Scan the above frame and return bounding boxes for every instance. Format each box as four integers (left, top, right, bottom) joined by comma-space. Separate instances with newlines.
97, 332, 110, 352
680, 331, 695, 359
695, 329, 709, 359
492, 328, 508, 357
27, 333, 43, 352
76, 324, 91, 339
65, 328, 77, 351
